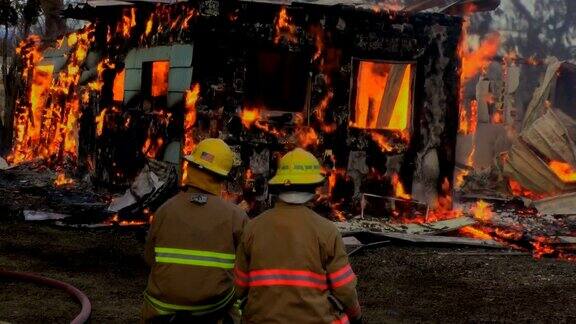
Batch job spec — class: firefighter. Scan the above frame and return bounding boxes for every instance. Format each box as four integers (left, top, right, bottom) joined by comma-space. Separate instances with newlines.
142, 138, 248, 323
234, 148, 362, 324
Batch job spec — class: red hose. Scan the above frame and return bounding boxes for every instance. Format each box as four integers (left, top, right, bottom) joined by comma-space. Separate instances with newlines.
0, 269, 91, 324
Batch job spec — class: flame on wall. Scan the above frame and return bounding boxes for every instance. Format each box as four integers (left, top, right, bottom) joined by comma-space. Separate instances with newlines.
274, 7, 298, 45
8, 26, 95, 165
181, 84, 200, 185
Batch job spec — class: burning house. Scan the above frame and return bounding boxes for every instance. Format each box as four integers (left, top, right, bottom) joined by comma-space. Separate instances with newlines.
3, 0, 575, 260
3, 0, 465, 220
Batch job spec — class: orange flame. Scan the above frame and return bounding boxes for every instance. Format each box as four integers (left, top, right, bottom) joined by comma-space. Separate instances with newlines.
297, 127, 319, 149
419, 178, 462, 223
314, 91, 336, 133
531, 237, 555, 259
274, 7, 297, 45
391, 173, 410, 200
8, 26, 95, 165
371, 133, 394, 152
471, 200, 493, 222
181, 84, 200, 185
113, 69, 125, 102
118, 8, 137, 39
95, 108, 108, 137
310, 24, 325, 62
151, 61, 169, 97
54, 173, 75, 186
240, 108, 260, 129
142, 135, 164, 159
508, 179, 544, 200
461, 32, 501, 83
459, 226, 493, 240
549, 160, 576, 182
351, 62, 412, 132
105, 214, 149, 226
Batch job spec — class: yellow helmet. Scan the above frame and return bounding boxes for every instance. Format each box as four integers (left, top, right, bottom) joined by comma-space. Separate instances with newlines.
184, 138, 234, 177
269, 148, 325, 186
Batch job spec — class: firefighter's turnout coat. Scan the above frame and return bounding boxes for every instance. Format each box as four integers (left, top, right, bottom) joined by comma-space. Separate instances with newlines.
142, 188, 248, 321
235, 201, 361, 323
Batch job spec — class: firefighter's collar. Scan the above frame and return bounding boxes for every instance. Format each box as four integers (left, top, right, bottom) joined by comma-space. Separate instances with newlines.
278, 191, 315, 205
186, 188, 211, 205
190, 193, 208, 205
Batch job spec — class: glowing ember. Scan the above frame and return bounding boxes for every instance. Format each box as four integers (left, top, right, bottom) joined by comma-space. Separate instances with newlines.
54, 173, 75, 186
459, 226, 493, 240
391, 173, 410, 200
471, 200, 493, 222
105, 214, 149, 226
549, 160, 576, 183
274, 7, 298, 45
370, 133, 394, 152
531, 237, 555, 259
508, 179, 545, 200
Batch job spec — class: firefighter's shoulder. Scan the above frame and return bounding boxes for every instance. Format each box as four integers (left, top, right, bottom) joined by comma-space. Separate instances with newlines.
210, 195, 248, 218
305, 208, 341, 234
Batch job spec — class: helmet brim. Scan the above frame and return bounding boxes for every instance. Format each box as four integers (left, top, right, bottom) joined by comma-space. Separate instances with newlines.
268, 174, 325, 186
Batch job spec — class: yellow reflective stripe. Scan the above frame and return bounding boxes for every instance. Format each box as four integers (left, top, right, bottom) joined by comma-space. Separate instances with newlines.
144, 288, 235, 315
155, 257, 234, 269
154, 247, 235, 260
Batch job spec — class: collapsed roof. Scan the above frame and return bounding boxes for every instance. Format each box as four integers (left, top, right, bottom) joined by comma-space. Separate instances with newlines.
63, 0, 500, 20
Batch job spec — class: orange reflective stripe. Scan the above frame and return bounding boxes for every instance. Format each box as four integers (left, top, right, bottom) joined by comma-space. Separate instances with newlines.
236, 268, 329, 290
328, 264, 356, 288
234, 268, 249, 287
332, 314, 350, 324
250, 268, 326, 280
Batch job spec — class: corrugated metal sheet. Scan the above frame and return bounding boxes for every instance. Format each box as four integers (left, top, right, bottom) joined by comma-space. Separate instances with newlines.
84, 0, 134, 7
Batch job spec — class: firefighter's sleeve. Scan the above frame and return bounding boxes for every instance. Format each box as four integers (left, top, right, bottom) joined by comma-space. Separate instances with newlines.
325, 228, 362, 320
144, 206, 165, 266
234, 228, 251, 300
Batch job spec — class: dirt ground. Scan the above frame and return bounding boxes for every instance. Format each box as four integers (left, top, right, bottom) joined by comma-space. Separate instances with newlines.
1, 221, 576, 323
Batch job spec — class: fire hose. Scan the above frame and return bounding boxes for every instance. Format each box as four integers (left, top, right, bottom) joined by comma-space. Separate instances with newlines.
0, 269, 91, 324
